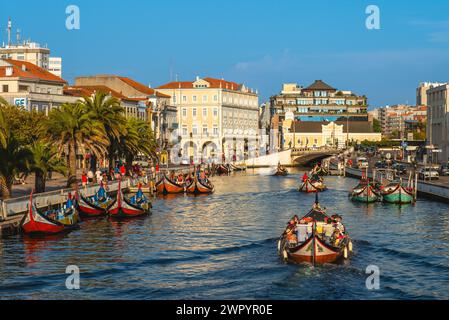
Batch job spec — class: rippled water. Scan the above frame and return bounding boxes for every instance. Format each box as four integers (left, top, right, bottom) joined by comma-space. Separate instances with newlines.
1, 169, 449, 300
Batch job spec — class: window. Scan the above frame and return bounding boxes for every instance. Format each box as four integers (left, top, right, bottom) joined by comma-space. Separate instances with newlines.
193, 95, 197, 102
173, 95, 177, 104
214, 95, 218, 102
213, 126, 219, 135
203, 95, 208, 102
202, 125, 208, 135
192, 108, 197, 117
182, 108, 187, 118
192, 125, 198, 135
203, 108, 207, 117
182, 126, 188, 136
213, 108, 218, 117
182, 96, 187, 102
2, 85, 9, 92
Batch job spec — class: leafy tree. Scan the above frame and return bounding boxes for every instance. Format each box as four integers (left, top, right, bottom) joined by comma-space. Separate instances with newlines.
372, 118, 381, 133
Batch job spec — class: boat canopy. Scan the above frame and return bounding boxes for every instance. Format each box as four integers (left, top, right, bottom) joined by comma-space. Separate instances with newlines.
302, 207, 329, 222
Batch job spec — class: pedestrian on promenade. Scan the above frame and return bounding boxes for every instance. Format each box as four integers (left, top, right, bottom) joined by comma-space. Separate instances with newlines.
81, 172, 88, 189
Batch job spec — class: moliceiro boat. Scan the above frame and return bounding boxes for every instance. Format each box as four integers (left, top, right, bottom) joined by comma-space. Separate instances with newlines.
76, 184, 114, 218
274, 164, 288, 176
186, 176, 215, 194
20, 192, 79, 236
298, 179, 327, 193
350, 179, 381, 203
311, 164, 329, 176
109, 180, 151, 219
381, 181, 415, 204
278, 196, 352, 264
156, 175, 185, 194
216, 164, 231, 175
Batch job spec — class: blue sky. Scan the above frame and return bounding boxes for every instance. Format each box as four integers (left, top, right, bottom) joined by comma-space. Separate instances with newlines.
1, 0, 449, 108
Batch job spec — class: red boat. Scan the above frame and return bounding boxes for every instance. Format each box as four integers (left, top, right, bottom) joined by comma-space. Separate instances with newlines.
20, 193, 79, 236
109, 180, 151, 219
186, 177, 214, 194
278, 197, 352, 265
156, 175, 185, 194
76, 186, 113, 218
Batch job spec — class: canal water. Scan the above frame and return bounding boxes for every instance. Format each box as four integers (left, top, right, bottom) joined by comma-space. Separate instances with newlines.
1, 169, 449, 300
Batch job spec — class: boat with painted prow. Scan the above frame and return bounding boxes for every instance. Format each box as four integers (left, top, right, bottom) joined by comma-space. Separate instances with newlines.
20, 192, 79, 236
186, 176, 215, 194
278, 196, 352, 264
298, 178, 327, 193
381, 181, 415, 204
156, 175, 185, 194
109, 180, 151, 219
350, 179, 381, 203
76, 185, 114, 218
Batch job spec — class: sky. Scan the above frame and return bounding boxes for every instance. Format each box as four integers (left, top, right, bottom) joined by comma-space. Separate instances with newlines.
1, 0, 449, 108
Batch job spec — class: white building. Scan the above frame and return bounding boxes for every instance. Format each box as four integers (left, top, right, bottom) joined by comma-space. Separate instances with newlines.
427, 84, 449, 163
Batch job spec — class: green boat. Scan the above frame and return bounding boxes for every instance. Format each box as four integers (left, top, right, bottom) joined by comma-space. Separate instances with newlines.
381, 182, 415, 204
350, 181, 380, 203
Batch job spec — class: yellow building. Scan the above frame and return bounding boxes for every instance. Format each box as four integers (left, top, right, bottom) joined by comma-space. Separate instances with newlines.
157, 77, 259, 163
283, 120, 381, 150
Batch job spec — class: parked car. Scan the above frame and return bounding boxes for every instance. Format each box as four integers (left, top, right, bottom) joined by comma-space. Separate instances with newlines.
418, 167, 440, 180
440, 164, 449, 176
392, 163, 407, 175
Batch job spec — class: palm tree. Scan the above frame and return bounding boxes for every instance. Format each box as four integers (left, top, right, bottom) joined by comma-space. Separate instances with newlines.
80, 91, 126, 171
0, 133, 33, 199
118, 118, 157, 173
41, 103, 109, 188
28, 142, 67, 193
0, 106, 7, 149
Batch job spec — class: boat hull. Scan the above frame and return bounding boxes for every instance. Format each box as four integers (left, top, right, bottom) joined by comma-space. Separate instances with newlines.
109, 187, 151, 219
20, 205, 78, 236
156, 176, 185, 194
350, 184, 380, 203
286, 236, 344, 264
381, 185, 414, 204
186, 179, 214, 194
298, 180, 326, 193
77, 196, 110, 218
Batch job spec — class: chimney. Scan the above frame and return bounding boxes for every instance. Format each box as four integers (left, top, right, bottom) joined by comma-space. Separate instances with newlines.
196, 76, 200, 81
5, 66, 13, 76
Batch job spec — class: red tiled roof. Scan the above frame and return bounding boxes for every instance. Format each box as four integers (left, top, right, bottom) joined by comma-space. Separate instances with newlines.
64, 85, 131, 101
0, 59, 67, 83
157, 81, 195, 89
118, 77, 171, 98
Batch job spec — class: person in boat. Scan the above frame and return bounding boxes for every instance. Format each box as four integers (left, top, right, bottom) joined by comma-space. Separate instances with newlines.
81, 172, 88, 188
97, 185, 107, 203
285, 228, 298, 247
302, 172, 309, 182
200, 170, 208, 184
176, 173, 184, 185
185, 173, 193, 185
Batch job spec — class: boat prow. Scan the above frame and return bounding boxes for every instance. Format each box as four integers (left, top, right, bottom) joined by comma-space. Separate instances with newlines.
156, 175, 185, 194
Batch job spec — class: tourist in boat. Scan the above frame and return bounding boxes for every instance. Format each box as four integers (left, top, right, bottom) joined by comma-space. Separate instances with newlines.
120, 164, 126, 177
200, 170, 207, 184
185, 173, 193, 185
176, 173, 184, 186
285, 228, 298, 246
302, 172, 308, 182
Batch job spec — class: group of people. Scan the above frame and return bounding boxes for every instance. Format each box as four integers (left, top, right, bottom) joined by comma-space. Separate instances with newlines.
284, 211, 348, 248
81, 162, 148, 188
169, 166, 212, 187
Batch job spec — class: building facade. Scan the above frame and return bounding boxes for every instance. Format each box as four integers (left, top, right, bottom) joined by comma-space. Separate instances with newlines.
416, 82, 446, 106
74, 75, 176, 150
270, 80, 368, 122
427, 84, 449, 162
0, 59, 76, 112
157, 77, 259, 163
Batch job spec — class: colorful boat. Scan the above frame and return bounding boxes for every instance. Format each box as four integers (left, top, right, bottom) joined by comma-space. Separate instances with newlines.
20, 193, 79, 236
109, 180, 151, 219
76, 185, 114, 218
298, 179, 327, 193
274, 166, 288, 176
216, 164, 230, 175
350, 180, 380, 203
277, 197, 352, 264
312, 165, 329, 176
156, 175, 185, 194
186, 176, 215, 194
230, 164, 246, 172
381, 182, 415, 204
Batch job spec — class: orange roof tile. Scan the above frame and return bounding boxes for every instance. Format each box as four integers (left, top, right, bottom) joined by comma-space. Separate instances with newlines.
64, 85, 133, 101
0, 59, 67, 83
118, 77, 171, 98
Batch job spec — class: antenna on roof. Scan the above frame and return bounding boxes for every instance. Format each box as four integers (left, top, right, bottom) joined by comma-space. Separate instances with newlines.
7, 18, 12, 46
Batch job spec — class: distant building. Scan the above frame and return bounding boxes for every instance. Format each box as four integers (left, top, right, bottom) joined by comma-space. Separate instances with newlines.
370, 105, 427, 139
270, 80, 368, 122
282, 121, 381, 150
0, 59, 76, 112
416, 82, 446, 106
0, 19, 62, 77
427, 84, 449, 162
157, 77, 259, 163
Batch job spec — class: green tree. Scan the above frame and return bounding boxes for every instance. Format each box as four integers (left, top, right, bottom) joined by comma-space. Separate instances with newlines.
41, 103, 109, 187
28, 142, 67, 193
80, 91, 126, 171
372, 118, 381, 133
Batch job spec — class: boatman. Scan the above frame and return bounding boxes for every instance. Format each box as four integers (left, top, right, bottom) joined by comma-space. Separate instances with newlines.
302, 172, 309, 182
